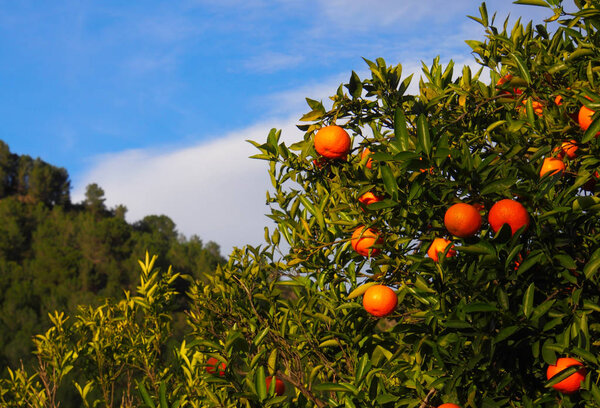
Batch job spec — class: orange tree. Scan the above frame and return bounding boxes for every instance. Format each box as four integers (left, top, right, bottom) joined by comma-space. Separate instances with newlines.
237, 0, 600, 406
3, 1, 600, 407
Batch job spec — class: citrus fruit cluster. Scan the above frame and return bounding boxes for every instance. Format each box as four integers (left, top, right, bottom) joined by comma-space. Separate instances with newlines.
305, 82, 593, 401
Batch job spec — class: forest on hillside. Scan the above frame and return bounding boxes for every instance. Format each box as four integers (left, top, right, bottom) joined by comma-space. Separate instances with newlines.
0, 140, 226, 370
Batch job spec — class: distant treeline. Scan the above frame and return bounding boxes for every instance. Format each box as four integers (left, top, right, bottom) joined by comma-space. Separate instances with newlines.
0, 140, 225, 370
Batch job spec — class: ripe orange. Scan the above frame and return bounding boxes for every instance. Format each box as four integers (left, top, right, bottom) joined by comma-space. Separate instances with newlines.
438, 404, 461, 408
358, 191, 383, 206
351, 226, 382, 257
555, 95, 563, 106
427, 238, 456, 262
206, 357, 226, 376
546, 357, 586, 394
578, 103, 600, 137
540, 157, 565, 178
518, 99, 543, 116
362, 285, 397, 317
496, 74, 523, 96
361, 148, 373, 169
444, 203, 482, 238
266, 376, 285, 396
554, 140, 578, 159
488, 199, 530, 236
578, 104, 595, 131
314, 125, 351, 159
554, 88, 571, 106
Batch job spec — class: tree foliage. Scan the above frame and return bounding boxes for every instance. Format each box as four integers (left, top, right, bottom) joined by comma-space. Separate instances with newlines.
3, 1, 600, 407
0, 143, 226, 377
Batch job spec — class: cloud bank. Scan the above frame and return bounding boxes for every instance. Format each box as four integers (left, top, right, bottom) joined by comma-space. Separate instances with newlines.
72, 116, 305, 256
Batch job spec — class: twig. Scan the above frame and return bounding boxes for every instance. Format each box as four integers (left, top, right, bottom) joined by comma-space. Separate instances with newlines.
418, 387, 437, 408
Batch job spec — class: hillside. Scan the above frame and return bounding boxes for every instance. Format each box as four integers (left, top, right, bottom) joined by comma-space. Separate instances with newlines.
0, 140, 225, 369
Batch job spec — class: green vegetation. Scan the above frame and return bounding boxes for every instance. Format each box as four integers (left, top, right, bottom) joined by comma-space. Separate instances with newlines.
0, 141, 225, 372
3, 0, 600, 407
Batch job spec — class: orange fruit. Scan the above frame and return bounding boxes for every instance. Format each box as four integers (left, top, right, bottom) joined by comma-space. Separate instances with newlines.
578, 102, 600, 137
554, 140, 578, 159
266, 376, 285, 396
206, 357, 226, 376
358, 191, 383, 206
496, 74, 523, 96
314, 125, 351, 159
438, 404, 461, 408
555, 95, 563, 106
546, 357, 586, 394
540, 157, 565, 178
427, 238, 456, 262
361, 148, 373, 169
578, 104, 595, 131
362, 285, 397, 317
444, 203, 483, 238
513, 253, 524, 271
518, 99, 543, 116
488, 199, 530, 236
554, 87, 571, 106
418, 157, 434, 174
351, 226, 383, 257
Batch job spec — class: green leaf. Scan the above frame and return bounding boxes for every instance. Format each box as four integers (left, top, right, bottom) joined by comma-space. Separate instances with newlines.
513, 0, 550, 7
584, 249, 600, 279
479, 2, 489, 26
445, 320, 472, 329
573, 196, 600, 211
523, 283, 535, 318
554, 254, 577, 270
493, 326, 519, 344
531, 299, 555, 321
481, 178, 518, 195
136, 381, 156, 408
517, 252, 544, 275
394, 108, 410, 152
253, 327, 270, 346
542, 341, 557, 365
319, 339, 340, 348
458, 241, 496, 256
346, 282, 378, 300
371, 345, 393, 365
416, 114, 432, 158
256, 367, 267, 401
355, 354, 370, 384
159, 382, 168, 408
591, 383, 600, 404
313, 382, 355, 393
347, 71, 363, 98
464, 302, 498, 313
380, 163, 399, 199
365, 199, 398, 210
510, 53, 531, 84
267, 349, 277, 375
572, 347, 597, 364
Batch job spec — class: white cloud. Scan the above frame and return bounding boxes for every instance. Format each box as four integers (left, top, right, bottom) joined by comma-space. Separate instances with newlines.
72, 116, 304, 256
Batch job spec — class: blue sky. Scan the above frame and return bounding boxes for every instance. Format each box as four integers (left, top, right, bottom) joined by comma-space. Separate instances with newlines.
0, 1, 556, 254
